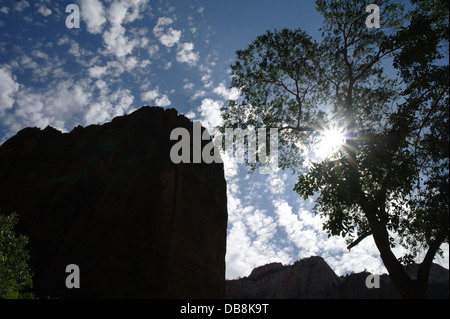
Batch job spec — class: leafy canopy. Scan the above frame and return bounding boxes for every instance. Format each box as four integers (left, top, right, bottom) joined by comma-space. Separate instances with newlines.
0, 212, 34, 299
220, 0, 448, 298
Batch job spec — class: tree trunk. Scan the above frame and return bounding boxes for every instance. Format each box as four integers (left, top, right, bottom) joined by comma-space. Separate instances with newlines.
362, 203, 443, 299
369, 222, 419, 298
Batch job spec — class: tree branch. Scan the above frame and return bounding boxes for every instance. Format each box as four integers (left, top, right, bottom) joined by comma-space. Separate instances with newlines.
415, 229, 448, 297
353, 45, 403, 83
347, 231, 372, 250
279, 126, 315, 132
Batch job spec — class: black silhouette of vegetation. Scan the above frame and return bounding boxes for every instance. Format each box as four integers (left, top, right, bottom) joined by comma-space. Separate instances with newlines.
0, 211, 35, 299
221, 0, 449, 298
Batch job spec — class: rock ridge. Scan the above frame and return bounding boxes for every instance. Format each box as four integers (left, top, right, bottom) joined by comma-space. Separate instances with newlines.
226, 256, 449, 299
0, 106, 228, 299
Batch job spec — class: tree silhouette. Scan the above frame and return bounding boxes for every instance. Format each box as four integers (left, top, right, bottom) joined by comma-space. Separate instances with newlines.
0, 212, 34, 299
220, 0, 448, 298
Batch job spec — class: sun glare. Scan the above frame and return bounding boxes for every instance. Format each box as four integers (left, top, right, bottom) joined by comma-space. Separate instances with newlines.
316, 128, 346, 159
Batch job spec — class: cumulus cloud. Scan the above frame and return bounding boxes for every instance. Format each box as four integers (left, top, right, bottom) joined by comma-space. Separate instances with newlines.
213, 82, 240, 100
57, 35, 93, 58
108, 1, 129, 26
81, 0, 106, 34
14, 1, 30, 12
153, 17, 181, 48
246, 209, 277, 243
155, 95, 171, 107
0, 68, 19, 116
268, 174, 286, 195
88, 65, 108, 78
124, 0, 148, 23
103, 24, 138, 58
273, 199, 314, 253
11, 79, 92, 132
97, 0, 149, 57
176, 42, 199, 66
141, 88, 171, 107
184, 110, 196, 119
85, 88, 134, 124
160, 29, 182, 48
141, 89, 159, 102
190, 90, 206, 101
37, 5, 52, 17
148, 44, 160, 57
183, 82, 194, 90
225, 178, 293, 279
197, 98, 223, 132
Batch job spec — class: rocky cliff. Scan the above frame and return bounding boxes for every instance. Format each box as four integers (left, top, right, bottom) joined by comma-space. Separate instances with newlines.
0, 106, 228, 299
226, 256, 449, 299
226, 256, 340, 299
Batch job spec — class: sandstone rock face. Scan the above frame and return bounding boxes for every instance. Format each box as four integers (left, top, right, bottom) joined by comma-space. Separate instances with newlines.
226, 257, 449, 299
0, 106, 228, 299
226, 256, 340, 299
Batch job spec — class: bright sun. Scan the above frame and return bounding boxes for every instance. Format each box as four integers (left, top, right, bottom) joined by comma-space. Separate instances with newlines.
315, 128, 346, 159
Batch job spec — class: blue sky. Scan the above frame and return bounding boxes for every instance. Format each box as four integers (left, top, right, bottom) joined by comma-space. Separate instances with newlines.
0, 0, 448, 280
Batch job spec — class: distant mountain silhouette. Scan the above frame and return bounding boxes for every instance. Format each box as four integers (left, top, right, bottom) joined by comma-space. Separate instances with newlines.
0, 106, 228, 298
226, 256, 449, 299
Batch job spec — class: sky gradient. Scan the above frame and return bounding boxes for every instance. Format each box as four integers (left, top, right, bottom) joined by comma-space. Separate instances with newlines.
0, 0, 448, 279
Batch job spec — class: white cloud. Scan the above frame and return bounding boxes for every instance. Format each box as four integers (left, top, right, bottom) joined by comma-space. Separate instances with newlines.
97, 57, 139, 77
37, 5, 52, 17
246, 209, 277, 242
200, 68, 213, 88
141, 88, 171, 107
124, 56, 138, 70
273, 199, 321, 257
153, 17, 181, 48
154, 16, 173, 27
15, 1, 30, 12
95, 79, 108, 91
225, 184, 293, 279
184, 110, 196, 119
141, 89, 159, 102
0, 68, 19, 116
155, 95, 171, 107
11, 79, 93, 133
213, 82, 240, 100
108, 1, 128, 26
164, 61, 172, 70
32, 50, 49, 60
176, 42, 199, 66
81, 0, 106, 34
323, 237, 387, 276
57, 35, 87, 58
197, 98, 223, 132
103, 24, 137, 58
63, 39, 92, 58
125, 0, 148, 23
98, 0, 149, 57
0, 7, 9, 14
222, 152, 239, 181
183, 82, 194, 90
107, 0, 148, 26
84, 100, 111, 124
85, 88, 134, 125
190, 90, 206, 101
19, 52, 66, 83
148, 44, 160, 57
159, 29, 182, 48
114, 88, 135, 115
268, 175, 286, 195
88, 66, 108, 78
